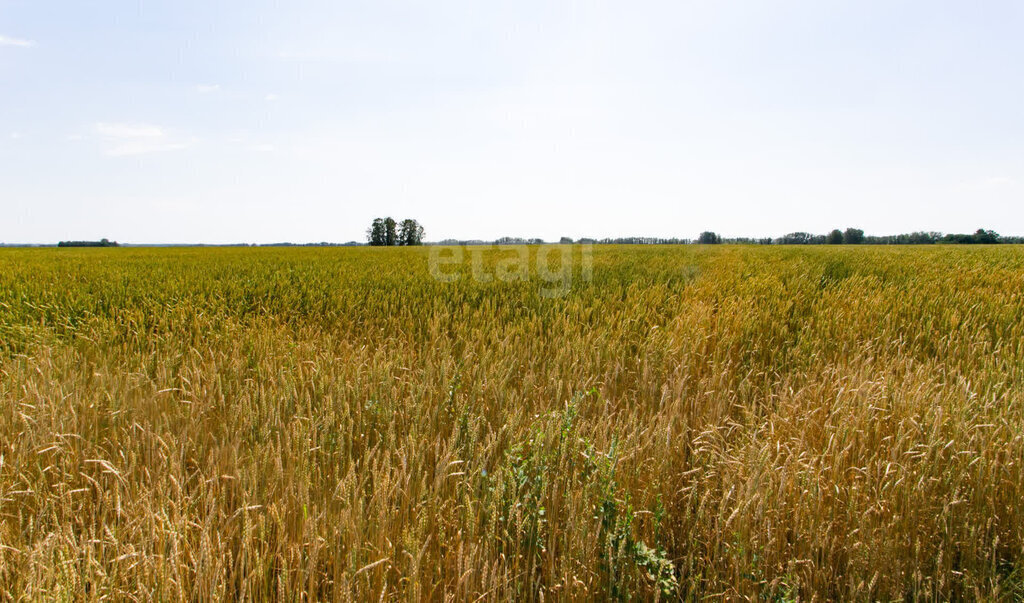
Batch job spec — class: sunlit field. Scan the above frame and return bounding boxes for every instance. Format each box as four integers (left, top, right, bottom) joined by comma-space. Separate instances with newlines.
1, 245, 1022, 600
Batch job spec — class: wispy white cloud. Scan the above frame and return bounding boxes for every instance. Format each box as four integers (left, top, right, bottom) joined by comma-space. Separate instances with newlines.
196, 84, 220, 93
265, 93, 280, 102
984, 176, 1016, 187
0, 34, 35, 47
94, 122, 194, 156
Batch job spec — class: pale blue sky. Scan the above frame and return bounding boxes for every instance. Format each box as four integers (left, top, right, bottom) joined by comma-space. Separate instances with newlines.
2, 0, 1022, 243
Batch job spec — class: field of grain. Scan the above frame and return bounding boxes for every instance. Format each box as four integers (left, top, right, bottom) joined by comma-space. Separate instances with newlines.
1, 245, 1022, 600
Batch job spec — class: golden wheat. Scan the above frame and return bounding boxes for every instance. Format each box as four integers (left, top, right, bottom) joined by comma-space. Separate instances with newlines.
0, 245, 1021, 600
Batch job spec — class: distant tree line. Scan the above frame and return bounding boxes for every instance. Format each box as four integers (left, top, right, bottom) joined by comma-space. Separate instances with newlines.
454, 236, 693, 245
687, 228, 1019, 245
367, 218, 425, 246
58, 238, 118, 247
430, 228, 1023, 246
257, 241, 363, 247
764, 228, 1012, 245
42, 227, 1019, 248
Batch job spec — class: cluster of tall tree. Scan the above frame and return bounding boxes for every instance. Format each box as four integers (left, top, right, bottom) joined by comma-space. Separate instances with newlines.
367, 218, 424, 246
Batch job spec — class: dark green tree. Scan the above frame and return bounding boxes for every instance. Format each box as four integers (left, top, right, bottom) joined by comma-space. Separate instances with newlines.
843, 228, 865, 244
973, 229, 1000, 244
827, 229, 844, 244
697, 231, 720, 244
399, 219, 425, 245
384, 217, 398, 246
367, 218, 386, 246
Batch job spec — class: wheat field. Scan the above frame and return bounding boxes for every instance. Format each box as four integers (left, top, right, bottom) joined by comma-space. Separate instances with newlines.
0, 245, 1022, 600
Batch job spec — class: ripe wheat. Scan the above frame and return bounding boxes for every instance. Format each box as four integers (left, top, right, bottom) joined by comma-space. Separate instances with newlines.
0, 245, 1021, 600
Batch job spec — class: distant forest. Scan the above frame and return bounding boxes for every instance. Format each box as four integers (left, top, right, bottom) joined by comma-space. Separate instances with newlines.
57, 239, 119, 247
443, 228, 1022, 246
6, 226, 1020, 248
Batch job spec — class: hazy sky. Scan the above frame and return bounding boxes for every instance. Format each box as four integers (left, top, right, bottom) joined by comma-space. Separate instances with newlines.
2, 1, 1023, 243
